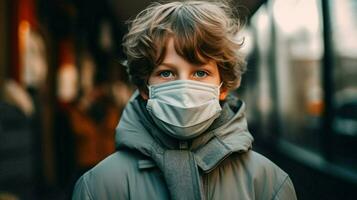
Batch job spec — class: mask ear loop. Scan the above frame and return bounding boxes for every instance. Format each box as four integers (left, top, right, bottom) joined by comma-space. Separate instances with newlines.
146, 84, 153, 98
216, 82, 224, 98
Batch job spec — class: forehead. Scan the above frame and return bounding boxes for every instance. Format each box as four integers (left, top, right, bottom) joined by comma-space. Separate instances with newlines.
162, 38, 179, 60
155, 34, 210, 67
158, 38, 218, 71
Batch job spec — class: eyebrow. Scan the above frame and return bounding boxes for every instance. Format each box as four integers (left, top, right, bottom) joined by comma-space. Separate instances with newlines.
160, 62, 177, 68
155, 63, 178, 72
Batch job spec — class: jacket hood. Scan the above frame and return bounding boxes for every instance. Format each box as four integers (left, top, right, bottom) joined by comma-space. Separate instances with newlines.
115, 90, 254, 173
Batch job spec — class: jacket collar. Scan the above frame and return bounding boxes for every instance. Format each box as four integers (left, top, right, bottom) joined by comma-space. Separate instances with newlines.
115, 91, 253, 173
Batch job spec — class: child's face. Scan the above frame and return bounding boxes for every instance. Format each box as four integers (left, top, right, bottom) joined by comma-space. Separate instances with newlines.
148, 38, 221, 86
140, 38, 228, 100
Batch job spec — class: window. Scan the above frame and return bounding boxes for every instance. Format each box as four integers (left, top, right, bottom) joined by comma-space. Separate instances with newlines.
272, 0, 324, 152
329, 0, 357, 167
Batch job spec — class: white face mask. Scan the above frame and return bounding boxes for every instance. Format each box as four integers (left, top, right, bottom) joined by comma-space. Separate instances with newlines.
146, 80, 222, 140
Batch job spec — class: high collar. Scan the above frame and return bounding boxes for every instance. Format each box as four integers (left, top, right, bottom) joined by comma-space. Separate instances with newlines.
115, 91, 253, 173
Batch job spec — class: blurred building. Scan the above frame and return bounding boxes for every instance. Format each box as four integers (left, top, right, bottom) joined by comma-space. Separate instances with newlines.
239, 0, 357, 199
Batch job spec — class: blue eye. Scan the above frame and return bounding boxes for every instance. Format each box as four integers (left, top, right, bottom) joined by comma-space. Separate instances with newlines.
194, 71, 207, 78
159, 70, 173, 78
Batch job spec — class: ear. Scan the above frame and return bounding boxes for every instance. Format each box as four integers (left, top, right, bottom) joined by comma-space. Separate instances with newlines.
219, 87, 228, 100
139, 89, 149, 100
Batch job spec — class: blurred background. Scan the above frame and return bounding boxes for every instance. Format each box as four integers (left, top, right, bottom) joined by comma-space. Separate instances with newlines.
0, 0, 356, 199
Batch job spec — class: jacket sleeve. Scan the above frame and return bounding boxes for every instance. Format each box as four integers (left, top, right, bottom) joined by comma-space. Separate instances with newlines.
72, 175, 93, 200
272, 176, 297, 200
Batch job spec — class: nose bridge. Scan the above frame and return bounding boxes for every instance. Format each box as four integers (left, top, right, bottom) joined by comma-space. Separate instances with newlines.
177, 72, 189, 80
176, 64, 192, 80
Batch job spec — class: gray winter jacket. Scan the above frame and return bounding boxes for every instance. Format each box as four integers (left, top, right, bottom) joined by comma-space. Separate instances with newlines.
73, 92, 297, 200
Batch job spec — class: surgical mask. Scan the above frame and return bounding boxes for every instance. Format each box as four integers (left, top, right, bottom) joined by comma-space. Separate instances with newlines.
146, 80, 222, 140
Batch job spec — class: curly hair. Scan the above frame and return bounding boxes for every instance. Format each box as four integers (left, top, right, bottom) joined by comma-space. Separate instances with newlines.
122, 0, 246, 92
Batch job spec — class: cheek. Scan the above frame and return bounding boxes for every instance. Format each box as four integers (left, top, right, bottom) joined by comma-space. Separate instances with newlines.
147, 76, 154, 85
147, 73, 159, 85
207, 75, 221, 86
210, 62, 221, 85
212, 68, 222, 85
216, 73, 222, 84
148, 74, 171, 85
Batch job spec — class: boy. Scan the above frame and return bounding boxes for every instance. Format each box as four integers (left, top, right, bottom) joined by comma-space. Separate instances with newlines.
73, 1, 297, 199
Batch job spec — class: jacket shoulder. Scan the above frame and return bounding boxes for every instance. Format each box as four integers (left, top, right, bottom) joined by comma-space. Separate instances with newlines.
246, 151, 287, 177
225, 150, 297, 200
72, 150, 142, 200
